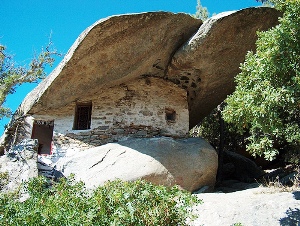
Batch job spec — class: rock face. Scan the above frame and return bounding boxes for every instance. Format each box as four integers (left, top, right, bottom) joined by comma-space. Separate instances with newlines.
18, 12, 202, 116
15, 8, 280, 128
193, 188, 300, 226
55, 137, 218, 192
0, 139, 38, 192
166, 7, 282, 127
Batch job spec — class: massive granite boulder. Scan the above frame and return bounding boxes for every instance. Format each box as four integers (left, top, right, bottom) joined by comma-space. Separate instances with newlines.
166, 7, 281, 127
0, 8, 281, 192
18, 12, 201, 116
15, 8, 280, 128
54, 137, 218, 192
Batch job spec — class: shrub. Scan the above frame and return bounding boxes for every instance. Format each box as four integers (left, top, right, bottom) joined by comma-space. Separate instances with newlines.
0, 176, 202, 225
190, 103, 246, 153
222, 0, 300, 161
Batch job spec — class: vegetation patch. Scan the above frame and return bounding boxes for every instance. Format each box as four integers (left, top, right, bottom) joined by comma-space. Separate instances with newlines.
259, 167, 300, 193
0, 176, 202, 225
223, 0, 300, 162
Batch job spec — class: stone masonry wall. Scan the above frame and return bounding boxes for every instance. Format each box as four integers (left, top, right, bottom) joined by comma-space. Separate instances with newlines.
32, 77, 189, 157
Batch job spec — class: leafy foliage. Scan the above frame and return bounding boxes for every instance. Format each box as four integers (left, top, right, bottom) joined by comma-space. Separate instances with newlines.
223, 0, 300, 161
0, 40, 61, 119
190, 103, 246, 152
0, 176, 202, 225
190, 108, 221, 147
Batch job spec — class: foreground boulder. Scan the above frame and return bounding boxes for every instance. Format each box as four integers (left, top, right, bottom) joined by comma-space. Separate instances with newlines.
55, 137, 218, 192
0, 139, 38, 192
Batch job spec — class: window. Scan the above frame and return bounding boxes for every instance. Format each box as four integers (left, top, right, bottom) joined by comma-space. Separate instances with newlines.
73, 103, 92, 130
165, 108, 176, 122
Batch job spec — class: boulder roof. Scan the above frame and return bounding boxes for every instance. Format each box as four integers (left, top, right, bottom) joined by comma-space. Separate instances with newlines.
16, 7, 281, 128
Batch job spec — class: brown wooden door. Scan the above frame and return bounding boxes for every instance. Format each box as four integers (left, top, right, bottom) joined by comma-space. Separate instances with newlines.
31, 120, 54, 155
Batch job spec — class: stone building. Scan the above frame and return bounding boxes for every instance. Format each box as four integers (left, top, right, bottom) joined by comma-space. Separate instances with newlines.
29, 77, 189, 156
0, 8, 280, 160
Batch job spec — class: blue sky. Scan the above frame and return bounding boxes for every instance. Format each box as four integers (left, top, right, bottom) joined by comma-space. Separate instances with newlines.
0, 0, 261, 134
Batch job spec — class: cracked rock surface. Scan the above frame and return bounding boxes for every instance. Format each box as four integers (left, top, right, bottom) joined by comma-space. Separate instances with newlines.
54, 137, 218, 192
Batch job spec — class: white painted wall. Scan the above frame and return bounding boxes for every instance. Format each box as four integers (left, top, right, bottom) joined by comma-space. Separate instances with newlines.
34, 77, 189, 136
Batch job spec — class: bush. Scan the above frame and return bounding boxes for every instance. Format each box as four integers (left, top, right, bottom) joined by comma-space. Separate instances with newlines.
222, 0, 300, 161
190, 103, 246, 153
0, 176, 202, 225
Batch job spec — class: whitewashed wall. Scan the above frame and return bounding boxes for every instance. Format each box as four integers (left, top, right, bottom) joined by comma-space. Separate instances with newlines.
35, 77, 189, 136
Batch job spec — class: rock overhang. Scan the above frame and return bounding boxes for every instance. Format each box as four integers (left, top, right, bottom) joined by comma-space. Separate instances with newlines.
15, 7, 281, 128
166, 7, 282, 128
19, 12, 202, 116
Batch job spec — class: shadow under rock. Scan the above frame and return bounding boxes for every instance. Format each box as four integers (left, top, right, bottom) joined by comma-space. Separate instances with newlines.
293, 191, 300, 200
280, 208, 300, 226
214, 179, 260, 193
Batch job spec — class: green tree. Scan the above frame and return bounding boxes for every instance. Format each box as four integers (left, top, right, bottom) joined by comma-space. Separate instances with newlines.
194, 0, 209, 20
0, 41, 61, 119
222, 0, 300, 162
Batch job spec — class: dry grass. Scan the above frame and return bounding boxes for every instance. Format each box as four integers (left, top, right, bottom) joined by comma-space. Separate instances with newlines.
259, 167, 300, 193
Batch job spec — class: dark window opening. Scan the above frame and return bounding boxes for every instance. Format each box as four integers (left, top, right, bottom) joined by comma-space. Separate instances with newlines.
165, 108, 176, 122
74, 103, 92, 130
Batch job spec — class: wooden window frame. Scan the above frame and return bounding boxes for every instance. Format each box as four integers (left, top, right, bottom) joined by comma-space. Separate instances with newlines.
73, 102, 92, 130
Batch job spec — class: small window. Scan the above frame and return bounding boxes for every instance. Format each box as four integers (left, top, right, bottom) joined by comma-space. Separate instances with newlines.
73, 103, 92, 130
165, 108, 176, 122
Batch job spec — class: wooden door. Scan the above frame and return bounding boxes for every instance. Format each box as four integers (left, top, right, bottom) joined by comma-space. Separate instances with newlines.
31, 120, 54, 155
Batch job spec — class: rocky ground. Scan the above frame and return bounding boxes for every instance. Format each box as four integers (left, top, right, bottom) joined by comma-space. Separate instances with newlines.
193, 187, 299, 226
1, 140, 299, 226
191, 176, 300, 226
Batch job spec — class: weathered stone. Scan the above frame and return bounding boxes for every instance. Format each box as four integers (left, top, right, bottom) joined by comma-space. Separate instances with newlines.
96, 126, 109, 131
166, 7, 281, 127
79, 131, 92, 136
37, 157, 65, 181
18, 12, 201, 116
140, 110, 153, 116
113, 128, 125, 134
134, 130, 148, 137
99, 134, 110, 139
54, 137, 218, 192
0, 139, 38, 193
